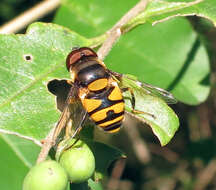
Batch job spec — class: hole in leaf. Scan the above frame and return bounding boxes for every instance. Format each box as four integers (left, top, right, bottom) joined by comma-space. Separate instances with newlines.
23, 54, 33, 62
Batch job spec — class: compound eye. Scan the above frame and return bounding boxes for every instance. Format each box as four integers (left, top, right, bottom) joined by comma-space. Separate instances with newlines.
66, 50, 81, 71
66, 47, 98, 71
81, 48, 97, 57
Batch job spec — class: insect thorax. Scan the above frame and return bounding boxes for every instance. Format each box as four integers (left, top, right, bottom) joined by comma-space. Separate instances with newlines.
74, 59, 109, 91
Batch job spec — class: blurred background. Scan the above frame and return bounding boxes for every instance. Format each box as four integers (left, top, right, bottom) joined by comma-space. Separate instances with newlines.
0, 0, 216, 190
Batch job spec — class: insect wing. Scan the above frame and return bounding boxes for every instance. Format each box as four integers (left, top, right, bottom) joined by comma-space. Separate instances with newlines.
48, 80, 87, 142
68, 91, 87, 136
138, 82, 177, 104
52, 101, 71, 142
122, 74, 177, 104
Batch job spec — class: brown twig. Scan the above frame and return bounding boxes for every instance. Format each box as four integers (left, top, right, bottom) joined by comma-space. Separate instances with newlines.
0, 0, 61, 34
194, 159, 216, 190
36, 127, 55, 164
148, 143, 179, 163
124, 115, 151, 164
107, 159, 126, 190
97, 0, 149, 60
197, 103, 211, 138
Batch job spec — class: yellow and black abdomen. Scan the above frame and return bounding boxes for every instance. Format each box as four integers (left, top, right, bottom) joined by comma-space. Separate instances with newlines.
82, 86, 125, 133
67, 47, 125, 133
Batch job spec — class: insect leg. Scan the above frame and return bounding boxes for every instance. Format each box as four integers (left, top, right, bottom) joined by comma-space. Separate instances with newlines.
107, 69, 122, 81
122, 87, 155, 119
121, 87, 135, 109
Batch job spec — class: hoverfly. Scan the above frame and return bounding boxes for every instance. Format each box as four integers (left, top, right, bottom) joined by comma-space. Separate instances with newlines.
49, 47, 177, 143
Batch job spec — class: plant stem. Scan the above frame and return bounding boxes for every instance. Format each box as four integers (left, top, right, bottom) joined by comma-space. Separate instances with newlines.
97, 0, 149, 61
36, 128, 55, 164
0, 0, 60, 34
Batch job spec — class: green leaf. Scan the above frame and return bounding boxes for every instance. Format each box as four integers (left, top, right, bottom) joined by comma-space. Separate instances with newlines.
55, 0, 211, 35
54, 0, 137, 37
147, 0, 216, 26
88, 179, 103, 190
0, 135, 29, 190
0, 134, 40, 168
106, 18, 210, 105
121, 75, 179, 146
54, 0, 210, 105
0, 22, 91, 141
126, 0, 203, 30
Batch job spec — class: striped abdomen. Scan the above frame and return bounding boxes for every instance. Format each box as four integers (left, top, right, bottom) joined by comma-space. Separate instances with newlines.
82, 85, 125, 133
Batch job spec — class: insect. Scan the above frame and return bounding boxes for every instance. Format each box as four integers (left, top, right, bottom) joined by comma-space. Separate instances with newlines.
50, 47, 177, 142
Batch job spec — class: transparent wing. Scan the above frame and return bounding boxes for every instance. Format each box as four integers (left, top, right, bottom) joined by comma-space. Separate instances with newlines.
52, 102, 71, 142
108, 71, 177, 105
68, 90, 88, 136
122, 74, 177, 104
137, 81, 177, 104
48, 79, 87, 142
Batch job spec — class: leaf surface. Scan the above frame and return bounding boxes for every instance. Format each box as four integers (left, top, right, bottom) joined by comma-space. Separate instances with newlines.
0, 135, 29, 190
0, 23, 91, 140
54, 0, 210, 105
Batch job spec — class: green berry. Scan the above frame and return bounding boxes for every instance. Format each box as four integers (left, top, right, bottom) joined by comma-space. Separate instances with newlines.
23, 160, 68, 190
59, 139, 95, 183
